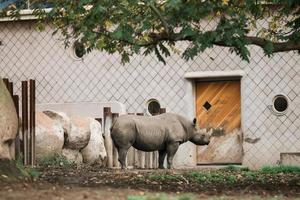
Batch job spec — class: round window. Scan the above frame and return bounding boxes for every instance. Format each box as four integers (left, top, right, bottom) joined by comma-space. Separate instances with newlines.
71, 41, 86, 60
272, 94, 288, 115
147, 99, 161, 116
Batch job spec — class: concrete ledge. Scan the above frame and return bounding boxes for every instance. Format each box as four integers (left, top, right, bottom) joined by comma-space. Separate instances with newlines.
281, 152, 300, 166
184, 70, 245, 80
36, 101, 127, 118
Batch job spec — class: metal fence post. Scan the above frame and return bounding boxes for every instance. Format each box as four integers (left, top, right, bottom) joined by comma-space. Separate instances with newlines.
13, 95, 20, 159
21, 81, 29, 165
112, 113, 120, 168
29, 79, 36, 166
103, 107, 113, 168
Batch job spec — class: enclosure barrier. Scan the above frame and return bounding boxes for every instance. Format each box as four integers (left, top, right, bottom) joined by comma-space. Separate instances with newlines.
2, 78, 36, 166
3, 77, 164, 168
101, 107, 166, 169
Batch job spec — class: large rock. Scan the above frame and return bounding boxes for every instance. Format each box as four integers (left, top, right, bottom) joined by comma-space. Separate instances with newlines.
197, 129, 243, 163
43, 110, 71, 141
62, 148, 83, 164
81, 119, 107, 165
65, 115, 91, 150
35, 112, 64, 159
0, 79, 18, 160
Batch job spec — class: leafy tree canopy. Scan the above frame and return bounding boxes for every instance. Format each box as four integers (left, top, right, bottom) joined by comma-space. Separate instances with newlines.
2, 0, 300, 64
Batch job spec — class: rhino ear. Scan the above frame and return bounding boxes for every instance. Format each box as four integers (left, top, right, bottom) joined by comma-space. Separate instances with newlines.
193, 118, 197, 126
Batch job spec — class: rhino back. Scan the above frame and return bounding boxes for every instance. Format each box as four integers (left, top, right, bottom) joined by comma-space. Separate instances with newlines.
133, 116, 170, 151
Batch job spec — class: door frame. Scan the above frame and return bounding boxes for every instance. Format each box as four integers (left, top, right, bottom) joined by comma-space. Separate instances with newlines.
183, 70, 245, 165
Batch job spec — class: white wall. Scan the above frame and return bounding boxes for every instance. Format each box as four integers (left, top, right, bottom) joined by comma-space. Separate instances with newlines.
0, 20, 299, 169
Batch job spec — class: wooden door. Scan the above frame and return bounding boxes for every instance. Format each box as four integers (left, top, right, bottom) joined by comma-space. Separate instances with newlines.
196, 81, 243, 164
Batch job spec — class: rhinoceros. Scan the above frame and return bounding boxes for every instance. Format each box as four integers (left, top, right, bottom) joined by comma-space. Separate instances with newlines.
110, 113, 211, 169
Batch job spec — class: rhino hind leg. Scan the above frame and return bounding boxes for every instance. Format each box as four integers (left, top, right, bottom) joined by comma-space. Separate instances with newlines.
158, 150, 167, 169
117, 147, 129, 169
166, 142, 179, 169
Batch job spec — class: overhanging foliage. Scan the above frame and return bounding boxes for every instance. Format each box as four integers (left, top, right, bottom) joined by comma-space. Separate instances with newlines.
2, 0, 300, 64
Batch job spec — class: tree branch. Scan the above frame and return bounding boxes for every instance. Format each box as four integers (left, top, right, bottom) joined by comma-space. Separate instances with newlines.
146, 2, 171, 34
245, 36, 300, 53
214, 36, 300, 52
97, 28, 300, 53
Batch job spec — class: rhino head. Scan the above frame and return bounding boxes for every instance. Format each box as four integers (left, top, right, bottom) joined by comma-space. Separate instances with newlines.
189, 118, 211, 145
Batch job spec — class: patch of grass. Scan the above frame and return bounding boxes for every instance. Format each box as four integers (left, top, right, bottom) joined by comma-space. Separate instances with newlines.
14, 156, 40, 179
243, 171, 258, 181
38, 153, 74, 167
186, 171, 207, 182
226, 175, 237, 184
186, 171, 226, 183
260, 165, 300, 174
148, 174, 182, 181
127, 193, 193, 200
142, 165, 300, 188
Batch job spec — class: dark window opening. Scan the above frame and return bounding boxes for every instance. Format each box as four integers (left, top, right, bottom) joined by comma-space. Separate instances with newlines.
73, 41, 86, 59
273, 95, 288, 113
148, 99, 161, 115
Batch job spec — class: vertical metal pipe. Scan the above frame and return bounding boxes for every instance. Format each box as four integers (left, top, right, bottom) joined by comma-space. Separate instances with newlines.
29, 79, 36, 166
22, 81, 28, 165
148, 152, 153, 169
103, 107, 113, 168
13, 95, 20, 159
153, 151, 159, 169
134, 148, 139, 168
112, 113, 120, 168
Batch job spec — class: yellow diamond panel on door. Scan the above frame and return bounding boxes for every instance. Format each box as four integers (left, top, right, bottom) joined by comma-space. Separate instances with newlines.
196, 81, 243, 164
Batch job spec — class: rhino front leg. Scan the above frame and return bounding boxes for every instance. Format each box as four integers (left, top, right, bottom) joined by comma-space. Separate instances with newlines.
158, 150, 167, 169
166, 142, 179, 169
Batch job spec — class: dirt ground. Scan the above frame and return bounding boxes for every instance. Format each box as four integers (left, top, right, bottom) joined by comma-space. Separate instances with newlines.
0, 165, 299, 200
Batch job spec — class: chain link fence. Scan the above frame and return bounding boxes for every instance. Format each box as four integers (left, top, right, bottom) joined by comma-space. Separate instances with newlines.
0, 19, 299, 169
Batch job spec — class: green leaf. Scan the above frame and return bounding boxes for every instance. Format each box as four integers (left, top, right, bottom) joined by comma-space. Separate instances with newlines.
263, 40, 274, 56
96, 37, 106, 50
154, 46, 166, 65
121, 51, 130, 64
159, 43, 170, 57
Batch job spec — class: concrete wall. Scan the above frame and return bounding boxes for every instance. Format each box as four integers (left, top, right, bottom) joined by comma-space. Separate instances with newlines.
0, 20, 299, 169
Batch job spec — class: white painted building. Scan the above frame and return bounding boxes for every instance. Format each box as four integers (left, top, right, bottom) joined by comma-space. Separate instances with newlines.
0, 16, 299, 169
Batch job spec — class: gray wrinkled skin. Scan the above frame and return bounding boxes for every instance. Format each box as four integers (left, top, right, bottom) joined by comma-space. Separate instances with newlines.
111, 113, 211, 169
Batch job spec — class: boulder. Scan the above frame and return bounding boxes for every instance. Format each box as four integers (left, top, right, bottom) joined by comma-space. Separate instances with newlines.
0, 79, 18, 160
62, 148, 83, 164
197, 129, 243, 163
35, 112, 64, 159
65, 115, 91, 150
43, 110, 71, 140
81, 119, 107, 165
